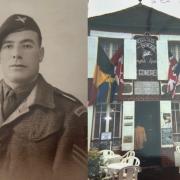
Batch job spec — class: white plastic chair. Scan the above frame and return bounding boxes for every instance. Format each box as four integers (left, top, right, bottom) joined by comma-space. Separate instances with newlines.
121, 156, 140, 166
99, 150, 115, 165
121, 150, 135, 159
106, 158, 141, 180
103, 150, 135, 165
99, 150, 114, 156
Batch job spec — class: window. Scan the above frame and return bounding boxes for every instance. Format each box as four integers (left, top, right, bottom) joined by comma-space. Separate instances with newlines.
92, 102, 123, 150
168, 41, 180, 61
99, 37, 123, 59
90, 37, 124, 150
172, 102, 180, 143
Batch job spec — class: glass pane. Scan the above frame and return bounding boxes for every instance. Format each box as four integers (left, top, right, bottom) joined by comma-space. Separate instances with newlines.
109, 112, 115, 135
115, 112, 121, 137
96, 104, 101, 112
112, 137, 121, 147
101, 113, 106, 132
101, 42, 110, 57
116, 104, 121, 111
172, 111, 176, 131
112, 43, 118, 56
94, 113, 100, 138
177, 112, 180, 133
102, 103, 107, 111
110, 104, 116, 113
175, 103, 179, 110
177, 122, 180, 132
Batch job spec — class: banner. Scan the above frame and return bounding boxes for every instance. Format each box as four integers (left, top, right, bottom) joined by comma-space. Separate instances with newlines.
135, 35, 158, 80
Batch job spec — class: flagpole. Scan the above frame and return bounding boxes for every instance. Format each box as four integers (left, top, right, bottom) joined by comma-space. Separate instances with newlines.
106, 77, 112, 104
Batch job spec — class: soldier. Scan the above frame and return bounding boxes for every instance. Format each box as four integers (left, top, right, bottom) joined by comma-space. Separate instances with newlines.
0, 14, 87, 180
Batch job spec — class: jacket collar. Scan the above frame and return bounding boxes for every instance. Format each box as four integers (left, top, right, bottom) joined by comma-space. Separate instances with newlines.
0, 74, 55, 110
0, 74, 55, 127
26, 74, 55, 109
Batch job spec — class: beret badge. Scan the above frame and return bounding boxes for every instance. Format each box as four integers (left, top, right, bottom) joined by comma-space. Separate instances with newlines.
15, 16, 27, 24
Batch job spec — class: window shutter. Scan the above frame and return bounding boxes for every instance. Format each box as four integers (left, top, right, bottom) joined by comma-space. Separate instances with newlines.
88, 106, 93, 150
124, 39, 137, 79
88, 36, 98, 78
122, 101, 135, 151
157, 40, 169, 80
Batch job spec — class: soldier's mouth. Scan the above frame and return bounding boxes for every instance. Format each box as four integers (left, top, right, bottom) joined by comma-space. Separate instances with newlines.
9, 65, 27, 69
10, 65, 27, 68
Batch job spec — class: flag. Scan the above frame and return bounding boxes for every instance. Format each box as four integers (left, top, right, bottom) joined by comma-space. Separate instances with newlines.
88, 44, 115, 105
111, 48, 124, 99
96, 44, 114, 76
174, 62, 180, 85
171, 61, 180, 98
167, 55, 177, 98
96, 79, 117, 103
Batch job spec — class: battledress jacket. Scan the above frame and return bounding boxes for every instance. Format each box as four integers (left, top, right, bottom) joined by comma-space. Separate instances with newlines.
0, 75, 87, 180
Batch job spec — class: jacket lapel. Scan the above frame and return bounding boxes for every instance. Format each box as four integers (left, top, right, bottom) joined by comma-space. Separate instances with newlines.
0, 75, 55, 128
1, 100, 30, 127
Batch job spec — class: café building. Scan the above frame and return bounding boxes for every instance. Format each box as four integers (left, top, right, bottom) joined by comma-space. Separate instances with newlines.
88, 2, 180, 167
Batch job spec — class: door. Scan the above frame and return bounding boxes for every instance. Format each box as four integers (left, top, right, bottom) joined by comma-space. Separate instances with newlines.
135, 101, 161, 166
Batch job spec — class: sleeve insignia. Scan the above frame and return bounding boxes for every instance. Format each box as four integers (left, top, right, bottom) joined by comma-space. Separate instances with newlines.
74, 105, 87, 117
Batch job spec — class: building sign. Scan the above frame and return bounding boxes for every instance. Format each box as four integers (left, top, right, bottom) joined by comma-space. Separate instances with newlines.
101, 132, 112, 140
161, 128, 173, 146
134, 35, 158, 80
160, 101, 173, 148
134, 81, 160, 95
122, 101, 135, 151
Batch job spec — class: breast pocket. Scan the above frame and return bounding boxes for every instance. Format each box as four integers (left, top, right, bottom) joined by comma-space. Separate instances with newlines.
13, 110, 65, 143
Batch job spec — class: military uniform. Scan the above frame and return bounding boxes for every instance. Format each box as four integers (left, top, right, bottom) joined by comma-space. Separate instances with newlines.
0, 14, 87, 180
0, 74, 87, 180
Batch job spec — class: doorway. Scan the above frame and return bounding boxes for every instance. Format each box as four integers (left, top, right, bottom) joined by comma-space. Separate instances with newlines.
135, 101, 161, 166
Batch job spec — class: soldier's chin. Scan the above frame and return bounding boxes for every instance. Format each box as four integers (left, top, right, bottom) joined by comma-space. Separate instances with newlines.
7, 74, 33, 84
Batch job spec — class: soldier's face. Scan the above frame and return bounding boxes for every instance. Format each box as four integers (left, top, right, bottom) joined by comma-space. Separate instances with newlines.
0, 30, 44, 84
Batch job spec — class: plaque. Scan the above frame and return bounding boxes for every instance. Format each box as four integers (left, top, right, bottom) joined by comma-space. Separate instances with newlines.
101, 132, 112, 140
134, 81, 159, 95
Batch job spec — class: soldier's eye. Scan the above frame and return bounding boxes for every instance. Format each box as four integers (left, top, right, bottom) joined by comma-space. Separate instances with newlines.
23, 44, 33, 49
2, 44, 13, 49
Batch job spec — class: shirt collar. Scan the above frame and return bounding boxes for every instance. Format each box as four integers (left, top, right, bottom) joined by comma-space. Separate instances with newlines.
2, 81, 13, 100
2, 75, 38, 98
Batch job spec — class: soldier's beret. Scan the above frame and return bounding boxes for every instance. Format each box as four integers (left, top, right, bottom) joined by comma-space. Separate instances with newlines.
0, 14, 42, 47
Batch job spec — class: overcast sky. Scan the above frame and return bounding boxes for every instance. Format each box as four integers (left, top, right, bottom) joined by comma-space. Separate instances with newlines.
88, 0, 180, 18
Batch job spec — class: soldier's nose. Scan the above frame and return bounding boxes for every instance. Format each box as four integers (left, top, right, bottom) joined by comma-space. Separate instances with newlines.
12, 47, 22, 60
13, 54, 22, 60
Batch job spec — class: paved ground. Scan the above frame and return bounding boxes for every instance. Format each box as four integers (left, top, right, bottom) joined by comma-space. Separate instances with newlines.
138, 166, 180, 180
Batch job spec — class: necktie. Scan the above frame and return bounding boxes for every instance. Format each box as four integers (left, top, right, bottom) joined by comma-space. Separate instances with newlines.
3, 89, 17, 120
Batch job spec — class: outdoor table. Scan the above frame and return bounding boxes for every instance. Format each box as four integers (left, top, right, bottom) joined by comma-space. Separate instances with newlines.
107, 163, 140, 180
107, 162, 130, 174
101, 154, 122, 164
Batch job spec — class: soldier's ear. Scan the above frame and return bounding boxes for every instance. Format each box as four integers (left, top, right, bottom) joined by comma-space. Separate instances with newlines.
39, 47, 44, 63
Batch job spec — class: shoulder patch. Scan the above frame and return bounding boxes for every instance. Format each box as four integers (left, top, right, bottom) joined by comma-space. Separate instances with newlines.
74, 105, 87, 117
61, 93, 77, 102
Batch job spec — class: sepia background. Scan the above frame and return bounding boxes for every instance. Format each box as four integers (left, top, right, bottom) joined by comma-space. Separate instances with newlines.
0, 0, 87, 104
